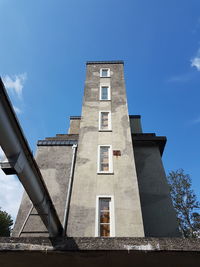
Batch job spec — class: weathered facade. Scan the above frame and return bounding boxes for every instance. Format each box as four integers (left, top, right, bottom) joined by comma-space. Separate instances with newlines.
12, 61, 180, 238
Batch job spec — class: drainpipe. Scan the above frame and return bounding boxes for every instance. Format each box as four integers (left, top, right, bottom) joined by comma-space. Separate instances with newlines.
62, 143, 77, 236
0, 78, 63, 237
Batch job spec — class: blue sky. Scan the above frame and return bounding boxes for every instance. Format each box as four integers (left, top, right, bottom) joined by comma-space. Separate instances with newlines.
0, 0, 200, 219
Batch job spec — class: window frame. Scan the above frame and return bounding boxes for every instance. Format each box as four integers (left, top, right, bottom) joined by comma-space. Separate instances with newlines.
97, 145, 113, 174
99, 85, 111, 101
100, 68, 110, 78
95, 195, 115, 237
99, 111, 112, 131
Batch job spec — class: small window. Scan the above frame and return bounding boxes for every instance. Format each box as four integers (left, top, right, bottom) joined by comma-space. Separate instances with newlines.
98, 145, 113, 173
95, 196, 115, 237
100, 85, 110, 100
99, 111, 111, 131
100, 68, 110, 78
99, 198, 111, 237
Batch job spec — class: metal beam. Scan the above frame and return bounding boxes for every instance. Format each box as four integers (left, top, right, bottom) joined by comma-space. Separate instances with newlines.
0, 78, 63, 237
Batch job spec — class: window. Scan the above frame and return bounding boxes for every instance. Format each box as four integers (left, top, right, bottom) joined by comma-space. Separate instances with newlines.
99, 198, 111, 237
95, 196, 115, 237
100, 85, 110, 100
98, 145, 113, 173
99, 111, 111, 131
100, 68, 110, 77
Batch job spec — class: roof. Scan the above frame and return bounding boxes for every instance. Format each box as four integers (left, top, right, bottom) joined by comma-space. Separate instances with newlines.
129, 115, 141, 118
86, 60, 124, 65
132, 133, 167, 155
70, 116, 81, 120
37, 134, 79, 146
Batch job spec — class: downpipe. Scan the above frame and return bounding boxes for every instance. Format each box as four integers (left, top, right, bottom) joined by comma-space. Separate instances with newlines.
62, 144, 77, 236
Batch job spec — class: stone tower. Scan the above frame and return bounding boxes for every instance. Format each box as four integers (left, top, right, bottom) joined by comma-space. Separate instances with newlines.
67, 61, 144, 237
12, 61, 180, 237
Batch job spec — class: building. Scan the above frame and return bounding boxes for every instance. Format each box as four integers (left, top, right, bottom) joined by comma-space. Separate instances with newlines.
12, 60, 180, 238
2, 61, 200, 267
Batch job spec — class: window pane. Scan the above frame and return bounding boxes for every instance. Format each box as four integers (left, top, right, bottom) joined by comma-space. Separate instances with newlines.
101, 112, 109, 129
99, 198, 110, 210
101, 87, 108, 100
102, 69, 108, 77
100, 224, 110, 237
100, 211, 110, 223
100, 146, 109, 171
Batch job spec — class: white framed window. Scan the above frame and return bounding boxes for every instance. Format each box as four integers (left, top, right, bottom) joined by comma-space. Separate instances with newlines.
97, 145, 113, 173
95, 195, 115, 237
99, 111, 111, 131
100, 85, 111, 100
100, 68, 110, 78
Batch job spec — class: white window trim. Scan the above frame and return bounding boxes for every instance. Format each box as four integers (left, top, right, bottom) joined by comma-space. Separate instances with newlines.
99, 85, 111, 101
99, 111, 112, 131
100, 68, 110, 78
97, 145, 113, 174
95, 195, 115, 237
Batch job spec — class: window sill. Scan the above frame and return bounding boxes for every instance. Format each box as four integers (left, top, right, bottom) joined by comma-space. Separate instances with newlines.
97, 172, 114, 175
99, 130, 112, 132
99, 99, 111, 101
100, 76, 111, 78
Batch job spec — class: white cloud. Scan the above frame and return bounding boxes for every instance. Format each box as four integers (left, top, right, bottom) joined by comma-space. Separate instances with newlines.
0, 147, 23, 222
0, 170, 23, 222
191, 116, 200, 124
167, 72, 194, 83
191, 49, 200, 71
192, 17, 200, 34
13, 105, 22, 114
2, 73, 27, 98
191, 57, 200, 71
0, 147, 4, 159
0, 147, 6, 162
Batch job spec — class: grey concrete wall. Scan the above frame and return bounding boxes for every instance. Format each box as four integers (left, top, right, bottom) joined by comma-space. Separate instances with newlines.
133, 144, 180, 237
68, 119, 81, 134
12, 145, 73, 237
129, 116, 143, 133
1, 238, 200, 267
67, 63, 144, 237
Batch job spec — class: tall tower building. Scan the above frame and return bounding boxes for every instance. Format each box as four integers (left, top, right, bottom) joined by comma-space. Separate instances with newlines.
67, 61, 144, 237
12, 61, 180, 237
